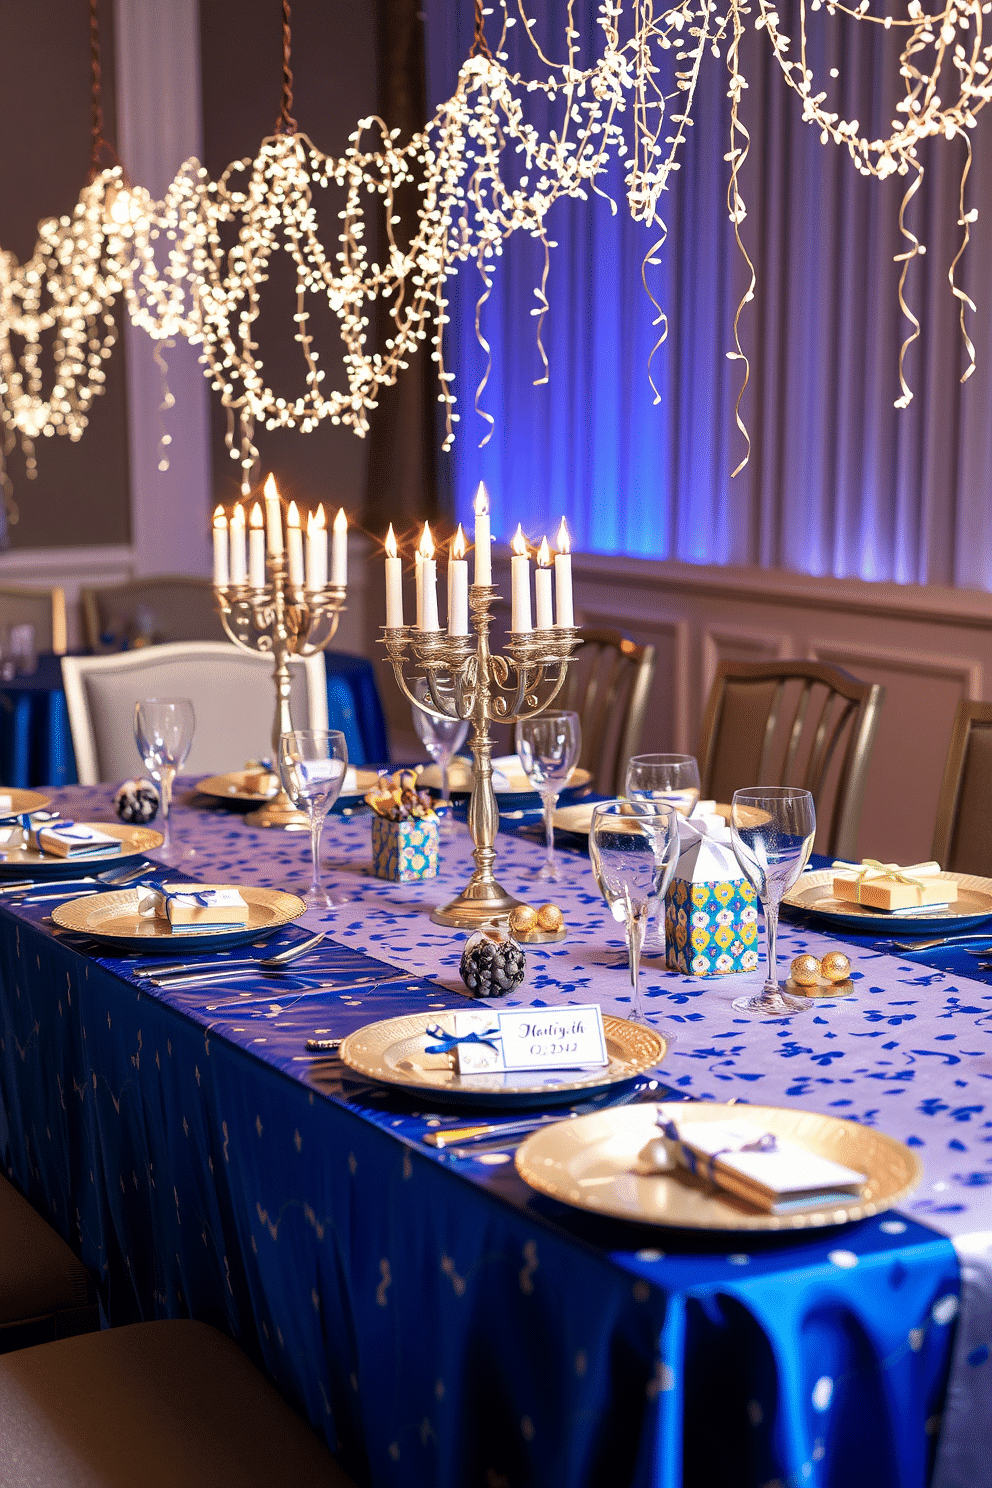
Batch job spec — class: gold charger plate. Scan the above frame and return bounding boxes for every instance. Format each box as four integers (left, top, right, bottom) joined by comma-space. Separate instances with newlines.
0, 788, 51, 816
515, 1101, 922, 1232
419, 760, 592, 800
196, 767, 382, 804
0, 821, 162, 880
51, 883, 305, 952
783, 868, 992, 933
338, 1012, 666, 1107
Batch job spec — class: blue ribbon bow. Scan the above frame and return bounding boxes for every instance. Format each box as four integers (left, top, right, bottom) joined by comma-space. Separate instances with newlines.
424, 1022, 501, 1055
658, 1117, 777, 1184
134, 882, 214, 908
0, 809, 59, 834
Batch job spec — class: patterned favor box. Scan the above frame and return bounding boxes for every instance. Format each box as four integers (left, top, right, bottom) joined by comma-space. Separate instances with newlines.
664, 877, 759, 977
371, 814, 439, 883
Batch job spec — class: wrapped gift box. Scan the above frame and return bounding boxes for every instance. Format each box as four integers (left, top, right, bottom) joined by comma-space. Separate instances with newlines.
371, 814, 439, 883
831, 860, 957, 912
664, 812, 759, 976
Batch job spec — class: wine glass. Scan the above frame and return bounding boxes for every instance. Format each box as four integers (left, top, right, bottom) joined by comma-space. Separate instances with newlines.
412, 678, 469, 838
589, 800, 679, 1021
514, 710, 581, 881
729, 787, 816, 1017
278, 729, 349, 911
134, 698, 196, 866
625, 753, 701, 952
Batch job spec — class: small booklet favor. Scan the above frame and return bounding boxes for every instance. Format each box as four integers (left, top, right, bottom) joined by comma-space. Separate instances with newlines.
36, 823, 122, 859
426, 1006, 609, 1075
137, 884, 250, 933
637, 1116, 867, 1215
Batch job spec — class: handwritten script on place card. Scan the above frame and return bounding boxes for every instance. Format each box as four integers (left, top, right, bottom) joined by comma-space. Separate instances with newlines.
450, 1006, 608, 1073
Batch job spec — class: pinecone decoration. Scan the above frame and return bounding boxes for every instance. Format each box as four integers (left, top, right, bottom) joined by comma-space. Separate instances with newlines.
459, 930, 526, 998
114, 778, 160, 825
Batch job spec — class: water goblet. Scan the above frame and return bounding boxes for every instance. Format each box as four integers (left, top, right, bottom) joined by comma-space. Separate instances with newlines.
729, 786, 816, 1017
589, 800, 680, 1021
514, 710, 581, 881
278, 729, 349, 911
412, 677, 469, 838
625, 753, 701, 952
134, 698, 196, 866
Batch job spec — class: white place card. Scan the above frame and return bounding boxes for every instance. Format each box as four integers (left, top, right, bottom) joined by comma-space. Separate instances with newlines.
446, 1006, 608, 1074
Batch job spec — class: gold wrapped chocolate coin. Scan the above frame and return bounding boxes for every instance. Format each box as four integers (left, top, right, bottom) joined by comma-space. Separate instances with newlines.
820, 951, 852, 983
508, 905, 538, 936
536, 903, 565, 933
790, 954, 822, 987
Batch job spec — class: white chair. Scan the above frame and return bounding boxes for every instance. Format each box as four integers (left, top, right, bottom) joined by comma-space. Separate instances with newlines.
61, 642, 329, 785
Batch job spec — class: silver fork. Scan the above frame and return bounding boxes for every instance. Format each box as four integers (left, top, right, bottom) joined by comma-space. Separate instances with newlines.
0, 861, 154, 899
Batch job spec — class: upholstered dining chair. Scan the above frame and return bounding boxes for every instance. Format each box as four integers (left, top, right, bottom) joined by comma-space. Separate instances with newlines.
0, 584, 67, 655
931, 699, 992, 876
562, 628, 657, 795
0, 1172, 98, 1353
80, 575, 224, 651
696, 659, 885, 860
0, 1319, 357, 1487
62, 642, 328, 784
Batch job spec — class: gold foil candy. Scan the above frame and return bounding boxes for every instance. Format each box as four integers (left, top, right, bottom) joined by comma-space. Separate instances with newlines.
536, 903, 564, 933
508, 905, 538, 935
820, 951, 852, 983
790, 954, 822, 986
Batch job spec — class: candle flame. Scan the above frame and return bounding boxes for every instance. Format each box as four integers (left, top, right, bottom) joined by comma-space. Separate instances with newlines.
556, 516, 571, 555
212, 504, 227, 528
231, 505, 246, 530
537, 535, 551, 567
314, 502, 326, 531
250, 502, 264, 529
418, 521, 435, 561
263, 473, 279, 501
511, 523, 528, 558
334, 507, 347, 533
452, 523, 467, 560
385, 523, 398, 559
473, 481, 489, 517
286, 501, 300, 529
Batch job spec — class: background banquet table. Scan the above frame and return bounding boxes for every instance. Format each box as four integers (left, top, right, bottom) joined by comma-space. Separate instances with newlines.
0, 782, 986, 1487
0, 653, 390, 786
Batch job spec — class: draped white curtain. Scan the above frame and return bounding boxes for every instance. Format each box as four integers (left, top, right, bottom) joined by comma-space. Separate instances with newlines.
425, 0, 992, 589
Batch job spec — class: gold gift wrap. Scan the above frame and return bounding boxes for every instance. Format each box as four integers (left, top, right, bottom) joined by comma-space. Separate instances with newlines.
162, 885, 250, 928
832, 859, 958, 913
37, 824, 123, 859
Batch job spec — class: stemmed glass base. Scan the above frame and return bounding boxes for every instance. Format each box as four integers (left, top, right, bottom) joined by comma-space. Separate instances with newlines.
538, 789, 560, 881
732, 982, 810, 1017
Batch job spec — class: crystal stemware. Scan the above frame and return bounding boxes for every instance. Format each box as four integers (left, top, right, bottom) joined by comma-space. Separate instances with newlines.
278, 728, 349, 911
134, 698, 196, 866
514, 710, 581, 881
412, 678, 469, 838
589, 800, 679, 1021
729, 786, 816, 1016
624, 753, 701, 952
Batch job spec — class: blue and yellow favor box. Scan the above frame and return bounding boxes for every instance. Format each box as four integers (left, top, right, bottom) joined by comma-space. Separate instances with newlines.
663, 815, 759, 976
371, 814, 439, 883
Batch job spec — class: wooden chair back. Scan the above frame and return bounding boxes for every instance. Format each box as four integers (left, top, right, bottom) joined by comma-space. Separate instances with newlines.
0, 585, 67, 655
931, 700, 992, 875
562, 628, 656, 795
80, 576, 223, 652
697, 659, 885, 859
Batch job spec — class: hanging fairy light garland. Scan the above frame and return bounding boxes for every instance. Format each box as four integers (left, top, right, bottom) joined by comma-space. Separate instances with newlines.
0, 0, 990, 513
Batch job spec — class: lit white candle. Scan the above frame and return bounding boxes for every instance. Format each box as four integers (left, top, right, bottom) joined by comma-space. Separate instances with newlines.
286, 501, 305, 589
384, 524, 404, 628
332, 507, 348, 587
448, 523, 469, 637
249, 503, 266, 588
212, 506, 229, 587
229, 504, 247, 585
535, 535, 554, 629
473, 481, 492, 586
306, 505, 327, 591
263, 473, 284, 557
417, 522, 439, 631
554, 516, 574, 627
510, 524, 532, 633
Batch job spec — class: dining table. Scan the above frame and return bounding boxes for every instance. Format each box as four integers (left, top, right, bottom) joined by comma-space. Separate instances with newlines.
0, 780, 988, 1488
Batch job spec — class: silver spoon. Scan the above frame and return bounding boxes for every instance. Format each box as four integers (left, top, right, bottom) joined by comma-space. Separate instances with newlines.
135, 932, 328, 979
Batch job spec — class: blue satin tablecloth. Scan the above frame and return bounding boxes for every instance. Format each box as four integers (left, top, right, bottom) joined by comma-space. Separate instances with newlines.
0, 651, 390, 787
0, 783, 974, 1487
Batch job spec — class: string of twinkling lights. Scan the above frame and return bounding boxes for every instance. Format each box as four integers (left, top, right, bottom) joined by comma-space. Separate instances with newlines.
0, 0, 990, 512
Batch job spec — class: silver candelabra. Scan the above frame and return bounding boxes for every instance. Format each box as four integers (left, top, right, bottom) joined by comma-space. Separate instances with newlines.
383, 585, 581, 927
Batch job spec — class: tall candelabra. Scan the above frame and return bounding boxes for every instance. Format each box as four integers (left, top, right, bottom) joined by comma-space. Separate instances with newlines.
214, 557, 347, 828
384, 587, 581, 927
